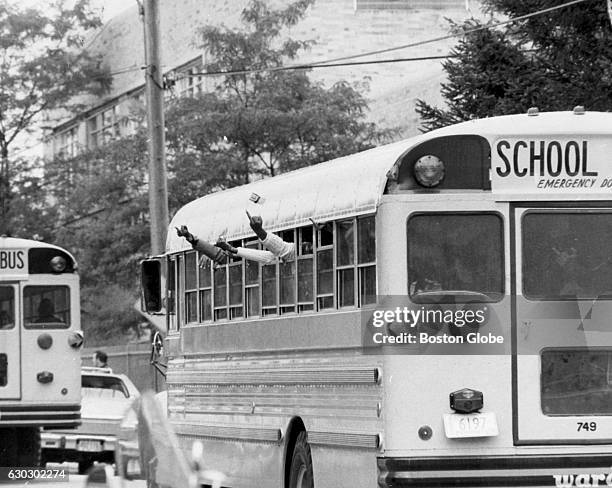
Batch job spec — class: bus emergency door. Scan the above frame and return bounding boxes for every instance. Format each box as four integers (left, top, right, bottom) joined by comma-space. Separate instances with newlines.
0, 283, 20, 399
514, 206, 612, 443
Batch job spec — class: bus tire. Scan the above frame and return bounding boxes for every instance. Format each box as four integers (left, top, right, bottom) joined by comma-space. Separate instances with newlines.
289, 431, 313, 488
0, 428, 18, 466
16, 428, 41, 467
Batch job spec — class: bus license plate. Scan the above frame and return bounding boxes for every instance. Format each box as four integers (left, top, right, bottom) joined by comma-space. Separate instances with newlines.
77, 439, 103, 452
443, 412, 499, 438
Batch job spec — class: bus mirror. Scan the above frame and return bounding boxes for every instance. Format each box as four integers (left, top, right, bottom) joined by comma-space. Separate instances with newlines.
141, 260, 162, 313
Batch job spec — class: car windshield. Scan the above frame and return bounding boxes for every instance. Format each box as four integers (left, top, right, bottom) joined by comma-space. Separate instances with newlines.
82, 374, 130, 398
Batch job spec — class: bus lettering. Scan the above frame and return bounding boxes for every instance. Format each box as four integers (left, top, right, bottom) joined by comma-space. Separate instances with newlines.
0, 250, 25, 270
495, 140, 597, 178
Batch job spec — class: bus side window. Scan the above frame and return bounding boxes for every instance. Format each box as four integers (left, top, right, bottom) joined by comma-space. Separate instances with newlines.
198, 256, 212, 322
244, 241, 260, 317
279, 230, 296, 314
317, 222, 334, 310
261, 261, 278, 316
214, 266, 228, 320
297, 226, 314, 312
185, 252, 198, 324
167, 257, 177, 331
337, 219, 356, 308
229, 242, 244, 320
358, 216, 376, 305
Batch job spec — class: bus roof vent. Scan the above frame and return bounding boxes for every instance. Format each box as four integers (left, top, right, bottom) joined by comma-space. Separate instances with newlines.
573, 105, 586, 115
527, 107, 539, 116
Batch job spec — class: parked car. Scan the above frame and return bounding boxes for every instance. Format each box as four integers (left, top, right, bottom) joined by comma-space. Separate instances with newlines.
41, 366, 140, 474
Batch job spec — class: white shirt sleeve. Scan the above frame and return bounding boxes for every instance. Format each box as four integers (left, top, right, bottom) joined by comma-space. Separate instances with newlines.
235, 247, 277, 265
261, 233, 296, 260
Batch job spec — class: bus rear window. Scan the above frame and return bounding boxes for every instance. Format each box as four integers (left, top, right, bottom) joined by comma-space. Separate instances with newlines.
23, 286, 70, 329
0, 286, 15, 329
407, 213, 504, 302
523, 212, 612, 300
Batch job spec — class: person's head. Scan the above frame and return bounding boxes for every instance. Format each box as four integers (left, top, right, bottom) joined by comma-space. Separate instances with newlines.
38, 298, 55, 317
93, 350, 108, 367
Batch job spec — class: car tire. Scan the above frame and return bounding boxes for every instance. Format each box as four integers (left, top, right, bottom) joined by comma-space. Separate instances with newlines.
78, 459, 94, 475
16, 428, 41, 467
288, 432, 314, 488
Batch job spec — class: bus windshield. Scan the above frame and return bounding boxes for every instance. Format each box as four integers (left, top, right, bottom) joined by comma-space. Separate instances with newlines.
407, 213, 504, 301
23, 285, 70, 328
523, 212, 612, 300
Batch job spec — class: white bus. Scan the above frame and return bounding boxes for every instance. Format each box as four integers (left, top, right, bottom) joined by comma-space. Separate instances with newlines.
0, 237, 83, 466
142, 108, 612, 488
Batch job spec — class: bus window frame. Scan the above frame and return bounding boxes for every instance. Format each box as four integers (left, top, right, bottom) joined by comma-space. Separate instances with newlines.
316, 222, 335, 310
23, 285, 71, 329
0, 285, 16, 330
406, 211, 505, 304
336, 218, 357, 309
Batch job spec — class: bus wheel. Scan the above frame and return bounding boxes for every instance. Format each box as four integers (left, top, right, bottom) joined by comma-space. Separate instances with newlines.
16, 428, 41, 467
289, 432, 313, 488
0, 428, 18, 466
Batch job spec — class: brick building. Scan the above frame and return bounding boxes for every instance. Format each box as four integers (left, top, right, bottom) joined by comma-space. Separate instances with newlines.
45, 0, 482, 159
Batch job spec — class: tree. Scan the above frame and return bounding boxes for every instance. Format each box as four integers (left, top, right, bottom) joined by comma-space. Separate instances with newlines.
45, 134, 149, 344
0, 0, 111, 234
416, 0, 612, 131
165, 0, 392, 208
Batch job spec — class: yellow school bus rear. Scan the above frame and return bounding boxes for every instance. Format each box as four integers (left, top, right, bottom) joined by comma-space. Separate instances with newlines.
0, 237, 83, 466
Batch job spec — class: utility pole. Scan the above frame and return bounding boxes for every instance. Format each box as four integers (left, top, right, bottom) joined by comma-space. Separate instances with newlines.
142, 0, 169, 255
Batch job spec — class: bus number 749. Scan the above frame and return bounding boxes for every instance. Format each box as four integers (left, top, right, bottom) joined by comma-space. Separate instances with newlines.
577, 422, 597, 432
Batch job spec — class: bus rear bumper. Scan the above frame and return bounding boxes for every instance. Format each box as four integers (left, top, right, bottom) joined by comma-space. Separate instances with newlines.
0, 404, 81, 428
377, 453, 612, 487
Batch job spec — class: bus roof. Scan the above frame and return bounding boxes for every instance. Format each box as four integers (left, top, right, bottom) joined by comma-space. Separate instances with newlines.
167, 110, 612, 251
0, 236, 77, 263
168, 137, 419, 250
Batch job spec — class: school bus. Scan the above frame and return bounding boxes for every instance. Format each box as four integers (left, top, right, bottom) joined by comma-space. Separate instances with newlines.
142, 108, 612, 488
0, 237, 83, 466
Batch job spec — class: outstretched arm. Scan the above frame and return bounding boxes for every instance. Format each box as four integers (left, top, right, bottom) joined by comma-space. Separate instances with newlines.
245, 211, 296, 260
216, 238, 277, 265
176, 226, 226, 264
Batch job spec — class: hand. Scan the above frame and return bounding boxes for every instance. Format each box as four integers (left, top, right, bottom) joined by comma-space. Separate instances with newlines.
215, 239, 237, 255
246, 210, 266, 240
175, 225, 194, 243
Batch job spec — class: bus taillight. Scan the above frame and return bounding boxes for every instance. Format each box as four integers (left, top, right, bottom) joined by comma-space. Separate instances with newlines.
37, 333, 53, 350
450, 388, 483, 414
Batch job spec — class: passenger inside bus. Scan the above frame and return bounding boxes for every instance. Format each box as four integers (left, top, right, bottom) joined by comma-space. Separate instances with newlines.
35, 298, 63, 324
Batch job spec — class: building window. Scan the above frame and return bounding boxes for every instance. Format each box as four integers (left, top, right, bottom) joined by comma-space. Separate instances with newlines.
176, 66, 205, 97
88, 105, 123, 149
56, 126, 79, 158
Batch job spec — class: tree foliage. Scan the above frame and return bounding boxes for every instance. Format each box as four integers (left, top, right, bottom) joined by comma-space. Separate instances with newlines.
165, 0, 391, 208
40, 0, 392, 344
417, 0, 612, 131
44, 135, 149, 344
0, 0, 111, 234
